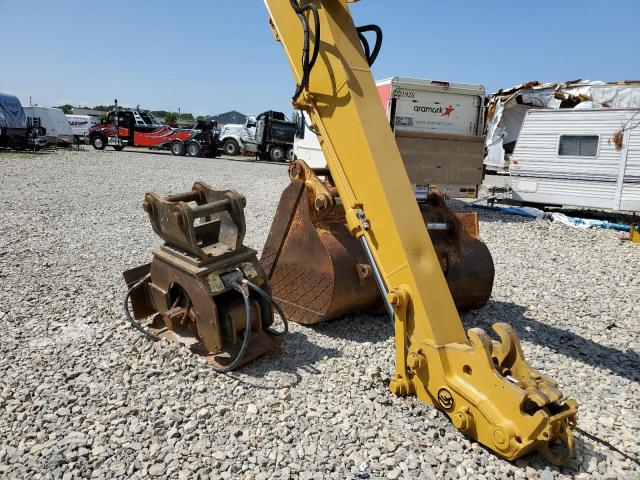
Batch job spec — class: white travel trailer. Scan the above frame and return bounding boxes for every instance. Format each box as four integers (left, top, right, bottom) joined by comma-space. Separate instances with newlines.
510, 108, 640, 211
24, 106, 74, 146
66, 114, 100, 142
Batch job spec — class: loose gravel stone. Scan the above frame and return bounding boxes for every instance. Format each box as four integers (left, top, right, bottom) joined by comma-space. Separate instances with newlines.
0, 150, 638, 479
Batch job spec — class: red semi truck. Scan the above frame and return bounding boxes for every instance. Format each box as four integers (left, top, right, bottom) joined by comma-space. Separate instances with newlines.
89, 107, 220, 158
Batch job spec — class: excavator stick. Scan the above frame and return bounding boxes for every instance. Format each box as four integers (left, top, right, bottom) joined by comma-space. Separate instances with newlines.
263, 0, 577, 462
261, 161, 494, 324
123, 182, 285, 372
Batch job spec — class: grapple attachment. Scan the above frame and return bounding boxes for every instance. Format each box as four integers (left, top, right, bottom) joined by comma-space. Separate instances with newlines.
123, 182, 283, 371
261, 161, 495, 324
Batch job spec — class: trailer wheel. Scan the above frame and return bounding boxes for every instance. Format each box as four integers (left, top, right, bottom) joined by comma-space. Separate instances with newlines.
113, 145, 125, 151
91, 135, 107, 150
286, 147, 295, 162
170, 141, 186, 156
223, 139, 240, 156
186, 142, 202, 158
270, 146, 286, 162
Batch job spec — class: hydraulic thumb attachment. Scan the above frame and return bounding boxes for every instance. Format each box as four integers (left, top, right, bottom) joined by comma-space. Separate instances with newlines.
263, 0, 577, 462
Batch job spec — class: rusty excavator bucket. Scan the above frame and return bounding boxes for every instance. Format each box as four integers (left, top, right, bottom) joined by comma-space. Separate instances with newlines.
261, 161, 495, 324
123, 182, 286, 372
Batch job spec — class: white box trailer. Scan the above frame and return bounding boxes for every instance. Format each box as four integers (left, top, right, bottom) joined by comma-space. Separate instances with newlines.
24, 106, 74, 146
511, 108, 640, 211
294, 77, 486, 198
66, 114, 100, 142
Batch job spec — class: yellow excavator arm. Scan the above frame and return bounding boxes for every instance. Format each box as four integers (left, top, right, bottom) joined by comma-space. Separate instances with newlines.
263, 0, 577, 463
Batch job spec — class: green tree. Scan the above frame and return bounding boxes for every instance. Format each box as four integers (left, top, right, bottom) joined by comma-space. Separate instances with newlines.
54, 104, 74, 114
164, 112, 178, 126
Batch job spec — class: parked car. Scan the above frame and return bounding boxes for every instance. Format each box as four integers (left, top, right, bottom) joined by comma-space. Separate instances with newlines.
0, 92, 48, 150
24, 106, 74, 146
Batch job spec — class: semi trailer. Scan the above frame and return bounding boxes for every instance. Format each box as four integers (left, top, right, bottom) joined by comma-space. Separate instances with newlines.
295, 77, 486, 198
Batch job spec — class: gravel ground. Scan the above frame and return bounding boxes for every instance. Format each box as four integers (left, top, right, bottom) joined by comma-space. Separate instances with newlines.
0, 148, 638, 480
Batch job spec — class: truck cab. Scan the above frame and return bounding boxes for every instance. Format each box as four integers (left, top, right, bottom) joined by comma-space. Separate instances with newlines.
219, 111, 295, 161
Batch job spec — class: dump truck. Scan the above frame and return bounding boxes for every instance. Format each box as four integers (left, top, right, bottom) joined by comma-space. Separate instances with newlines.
122, 0, 578, 464
220, 110, 296, 161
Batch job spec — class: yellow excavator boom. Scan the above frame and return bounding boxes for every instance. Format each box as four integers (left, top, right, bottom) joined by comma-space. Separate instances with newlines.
263, 0, 577, 463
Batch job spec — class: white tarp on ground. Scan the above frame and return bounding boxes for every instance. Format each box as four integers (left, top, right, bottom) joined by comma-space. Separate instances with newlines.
484, 80, 640, 169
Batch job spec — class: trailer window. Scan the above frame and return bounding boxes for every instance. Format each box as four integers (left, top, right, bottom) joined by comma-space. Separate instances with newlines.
558, 135, 599, 157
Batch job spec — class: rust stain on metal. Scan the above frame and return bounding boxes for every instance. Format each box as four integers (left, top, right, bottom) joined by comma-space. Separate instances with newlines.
260, 161, 495, 324
123, 182, 282, 370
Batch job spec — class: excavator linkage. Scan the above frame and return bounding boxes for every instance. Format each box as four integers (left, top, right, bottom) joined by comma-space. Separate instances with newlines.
261, 161, 495, 324
263, 0, 578, 462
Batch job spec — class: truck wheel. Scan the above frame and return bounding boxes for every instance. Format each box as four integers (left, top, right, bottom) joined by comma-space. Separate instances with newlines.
270, 146, 286, 162
186, 142, 202, 157
223, 139, 240, 156
170, 141, 186, 156
91, 135, 107, 150
286, 147, 295, 162
113, 145, 125, 151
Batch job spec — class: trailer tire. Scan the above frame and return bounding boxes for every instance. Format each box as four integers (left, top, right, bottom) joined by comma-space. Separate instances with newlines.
286, 147, 295, 162
186, 142, 202, 158
113, 145, 125, 151
223, 139, 240, 156
270, 146, 286, 162
91, 135, 107, 150
170, 141, 186, 156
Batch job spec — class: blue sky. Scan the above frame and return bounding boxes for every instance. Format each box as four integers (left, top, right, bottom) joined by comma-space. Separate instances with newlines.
1, 0, 638, 116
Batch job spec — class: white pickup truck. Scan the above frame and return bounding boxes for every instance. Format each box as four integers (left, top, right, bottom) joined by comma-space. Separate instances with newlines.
295, 77, 487, 198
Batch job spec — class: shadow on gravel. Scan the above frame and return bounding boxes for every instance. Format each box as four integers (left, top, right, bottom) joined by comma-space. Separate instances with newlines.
444, 198, 539, 224
463, 301, 640, 384
309, 313, 393, 343
230, 331, 343, 389
111, 148, 290, 167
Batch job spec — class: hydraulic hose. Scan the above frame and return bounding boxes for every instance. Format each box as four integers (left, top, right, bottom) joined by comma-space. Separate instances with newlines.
242, 280, 289, 337
289, 0, 320, 101
211, 283, 253, 373
123, 274, 161, 342
356, 24, 383, 66
123, 275, 254, 373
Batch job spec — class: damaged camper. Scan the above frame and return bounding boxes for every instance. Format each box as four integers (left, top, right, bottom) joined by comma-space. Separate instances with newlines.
484, 80, 640, 172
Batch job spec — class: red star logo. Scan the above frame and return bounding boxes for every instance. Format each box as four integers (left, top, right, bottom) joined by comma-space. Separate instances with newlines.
442, 105, 455, 117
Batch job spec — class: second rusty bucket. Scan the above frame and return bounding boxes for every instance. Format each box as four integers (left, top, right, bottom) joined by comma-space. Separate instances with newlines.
261, 161, 495, 324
